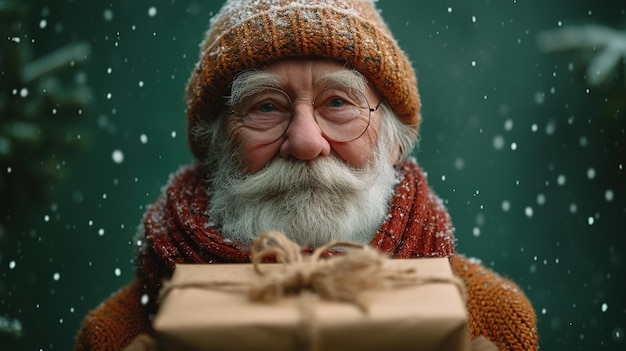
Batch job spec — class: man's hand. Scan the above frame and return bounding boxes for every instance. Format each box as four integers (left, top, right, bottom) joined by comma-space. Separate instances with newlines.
471, 336, 499, 351
122, 334, 157, 351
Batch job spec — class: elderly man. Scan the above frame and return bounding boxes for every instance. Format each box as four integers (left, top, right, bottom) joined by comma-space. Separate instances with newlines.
73, 0, 538, 350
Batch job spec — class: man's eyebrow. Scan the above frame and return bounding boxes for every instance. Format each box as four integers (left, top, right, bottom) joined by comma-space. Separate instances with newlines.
235, 70, 284, 90
227, 70, 283, 105
316, 70, 368, 91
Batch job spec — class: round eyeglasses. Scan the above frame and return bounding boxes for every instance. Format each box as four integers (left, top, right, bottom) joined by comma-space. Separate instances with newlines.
226, 87, 382, 144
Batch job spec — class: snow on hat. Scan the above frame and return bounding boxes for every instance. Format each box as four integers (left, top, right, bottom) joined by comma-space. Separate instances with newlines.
186, 0, 420, 159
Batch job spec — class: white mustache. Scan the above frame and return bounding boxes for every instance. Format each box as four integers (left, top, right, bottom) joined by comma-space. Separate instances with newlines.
226, 156, 375, 199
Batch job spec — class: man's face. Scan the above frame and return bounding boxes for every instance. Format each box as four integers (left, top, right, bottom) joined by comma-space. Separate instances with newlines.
229, 58, 384, 173
207, 59, 400, 246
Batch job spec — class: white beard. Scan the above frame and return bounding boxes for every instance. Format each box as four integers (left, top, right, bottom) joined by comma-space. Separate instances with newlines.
208, 151, 399, 247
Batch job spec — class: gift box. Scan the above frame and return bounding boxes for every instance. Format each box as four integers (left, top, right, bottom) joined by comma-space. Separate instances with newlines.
153, 257, 469, 351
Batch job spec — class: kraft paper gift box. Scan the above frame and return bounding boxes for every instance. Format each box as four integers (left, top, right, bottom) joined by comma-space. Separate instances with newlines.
153, 257, 470, 351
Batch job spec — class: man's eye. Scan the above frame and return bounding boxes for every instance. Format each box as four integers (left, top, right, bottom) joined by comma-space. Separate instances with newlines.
328, 98, 346, 108
258, 103, 276, 113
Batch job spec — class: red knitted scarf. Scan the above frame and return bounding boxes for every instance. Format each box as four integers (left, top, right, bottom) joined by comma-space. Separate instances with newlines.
135, 159, 455, 312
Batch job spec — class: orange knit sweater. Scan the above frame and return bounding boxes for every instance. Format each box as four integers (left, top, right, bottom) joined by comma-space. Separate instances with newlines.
73, 161, 538, 350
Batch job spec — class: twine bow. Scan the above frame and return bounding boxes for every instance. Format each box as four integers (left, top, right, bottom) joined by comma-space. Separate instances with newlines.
248, 231, 466, 312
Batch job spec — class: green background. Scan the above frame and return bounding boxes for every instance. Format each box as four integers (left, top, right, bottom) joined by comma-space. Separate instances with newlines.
1, 1, 624, 350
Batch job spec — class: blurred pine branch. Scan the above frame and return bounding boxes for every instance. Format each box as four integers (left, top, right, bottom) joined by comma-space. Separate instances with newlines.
0, 1, 92, 224
0, 0, 92, 342
537, 24, 626, 119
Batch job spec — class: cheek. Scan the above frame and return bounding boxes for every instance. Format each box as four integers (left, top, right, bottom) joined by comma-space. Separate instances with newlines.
339, 117, 381, 167
238, 143, 281, 173
225, 119, 278, 173
331, 135, 377, 168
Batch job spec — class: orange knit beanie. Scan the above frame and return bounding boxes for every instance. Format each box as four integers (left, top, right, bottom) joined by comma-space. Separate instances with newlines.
185, 0, 421, 160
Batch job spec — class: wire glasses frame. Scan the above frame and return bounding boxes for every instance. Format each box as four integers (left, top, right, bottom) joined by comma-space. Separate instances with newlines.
226, 86, 383, 144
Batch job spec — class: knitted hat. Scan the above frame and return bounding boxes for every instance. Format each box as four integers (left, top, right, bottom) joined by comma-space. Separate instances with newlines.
186, 0, 420, 159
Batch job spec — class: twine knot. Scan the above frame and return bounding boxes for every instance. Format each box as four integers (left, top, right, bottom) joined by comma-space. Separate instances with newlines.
248, 231, 443, 312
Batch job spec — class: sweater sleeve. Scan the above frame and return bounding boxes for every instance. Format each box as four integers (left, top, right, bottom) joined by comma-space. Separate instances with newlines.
73, 280, 152, 351
451, 254, 538, 351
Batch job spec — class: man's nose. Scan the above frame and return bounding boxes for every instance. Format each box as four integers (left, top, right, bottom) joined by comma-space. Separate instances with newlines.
279, 101, 331, 161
